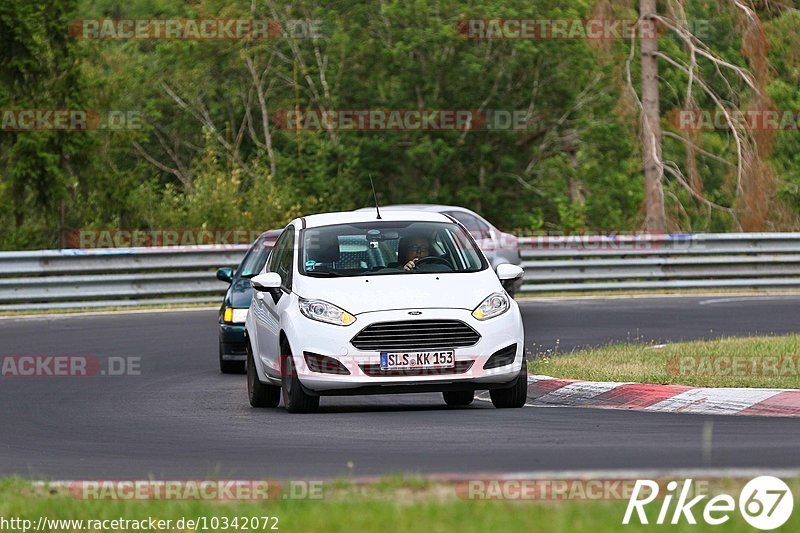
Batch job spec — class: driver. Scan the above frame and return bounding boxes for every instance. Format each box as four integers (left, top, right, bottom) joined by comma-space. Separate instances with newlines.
398, 236, 432, 271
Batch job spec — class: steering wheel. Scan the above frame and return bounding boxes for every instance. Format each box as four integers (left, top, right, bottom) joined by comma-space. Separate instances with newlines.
413, 256, 452, 268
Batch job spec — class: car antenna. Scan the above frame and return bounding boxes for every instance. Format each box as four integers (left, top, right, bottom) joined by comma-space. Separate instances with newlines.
369, 175, 382, 219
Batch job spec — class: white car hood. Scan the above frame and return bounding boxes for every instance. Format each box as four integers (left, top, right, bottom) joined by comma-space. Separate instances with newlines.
295, 270, 501, 315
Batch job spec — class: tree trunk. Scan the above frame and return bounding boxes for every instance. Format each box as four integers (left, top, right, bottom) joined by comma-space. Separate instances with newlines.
563, 129, 585, 204
640, 0, 666, 233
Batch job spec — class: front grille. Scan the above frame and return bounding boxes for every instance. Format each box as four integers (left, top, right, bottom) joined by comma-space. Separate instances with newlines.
359, 360, 474, 377
350, 319, 481, 352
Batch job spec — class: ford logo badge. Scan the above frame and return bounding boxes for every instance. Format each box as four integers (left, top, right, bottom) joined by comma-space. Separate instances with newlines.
408, 311, 422, 315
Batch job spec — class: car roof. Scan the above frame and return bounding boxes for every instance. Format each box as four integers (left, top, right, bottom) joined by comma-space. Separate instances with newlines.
354, 203, 472, 214
300, 209, 451, 228
260, 229, 283, 244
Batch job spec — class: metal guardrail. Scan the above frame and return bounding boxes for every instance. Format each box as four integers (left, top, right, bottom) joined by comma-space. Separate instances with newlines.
0, 246, 249, 310
2, 233, 800, 310
519, 232, 800, 292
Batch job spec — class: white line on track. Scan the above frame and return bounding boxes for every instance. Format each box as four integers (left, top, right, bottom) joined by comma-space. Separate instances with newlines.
517, 292, 800, 304
0, 306, 217, 322
32, 467, 800, 484
698, 296, 798, 305
467, 467, 800, 481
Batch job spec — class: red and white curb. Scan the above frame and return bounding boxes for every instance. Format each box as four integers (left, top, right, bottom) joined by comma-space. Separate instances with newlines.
489, 375, 800, 417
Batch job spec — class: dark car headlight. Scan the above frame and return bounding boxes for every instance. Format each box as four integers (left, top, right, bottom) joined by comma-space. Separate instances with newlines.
222, 307, 248, 324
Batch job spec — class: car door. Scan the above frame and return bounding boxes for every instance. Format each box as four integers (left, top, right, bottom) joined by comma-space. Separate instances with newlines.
253, 226, 295, 377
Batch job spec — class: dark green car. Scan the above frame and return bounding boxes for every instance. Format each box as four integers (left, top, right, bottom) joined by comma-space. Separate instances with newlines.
215, 230, 281, 373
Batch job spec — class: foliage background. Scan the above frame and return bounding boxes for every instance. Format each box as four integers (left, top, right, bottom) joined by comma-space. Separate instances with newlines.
1, 0, 799, 249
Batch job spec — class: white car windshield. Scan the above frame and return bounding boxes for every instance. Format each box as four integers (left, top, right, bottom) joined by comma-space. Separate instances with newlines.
299, 221, 487, 277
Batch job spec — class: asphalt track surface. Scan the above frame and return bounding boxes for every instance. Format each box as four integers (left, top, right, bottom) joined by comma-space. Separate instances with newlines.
2, 295, 800, 479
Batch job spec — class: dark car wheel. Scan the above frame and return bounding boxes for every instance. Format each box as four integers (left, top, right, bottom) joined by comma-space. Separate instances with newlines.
247, 342, 280, 408
442, 390, 475, 406
220, 345, 245, 374
489, 366, 528, 408
281, 340, 320, 413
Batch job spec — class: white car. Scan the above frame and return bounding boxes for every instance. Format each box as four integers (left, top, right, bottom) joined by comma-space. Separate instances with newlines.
245, 210, 527, 413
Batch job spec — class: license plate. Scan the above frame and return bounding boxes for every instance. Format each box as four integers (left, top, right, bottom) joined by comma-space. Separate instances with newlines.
380, 350, 455, 370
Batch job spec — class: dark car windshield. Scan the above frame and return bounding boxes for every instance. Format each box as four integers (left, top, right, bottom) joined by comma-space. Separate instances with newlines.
299, 221, 487, 277
236, 236, 274, 278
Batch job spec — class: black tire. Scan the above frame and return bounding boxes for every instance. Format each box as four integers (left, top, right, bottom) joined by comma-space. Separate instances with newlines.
281, 341, 320, 413
489, 366, 528, 408
220, 346, 245, 374
247, 342, 280, 408
442, 390, 475, 406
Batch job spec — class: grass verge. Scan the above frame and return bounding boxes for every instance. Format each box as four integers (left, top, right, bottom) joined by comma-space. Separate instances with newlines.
3, 477, 799, 532
527, 334, 800, 388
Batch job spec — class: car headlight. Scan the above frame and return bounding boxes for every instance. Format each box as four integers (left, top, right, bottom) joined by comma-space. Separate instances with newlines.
223, 307, 249, 324
472, 292, 509, 320
299, 298, 356, 326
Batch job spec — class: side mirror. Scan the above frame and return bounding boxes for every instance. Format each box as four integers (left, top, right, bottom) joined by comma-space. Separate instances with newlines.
216, 267, 234, 283
251, 272, 282, 292
496, 263, 524, 281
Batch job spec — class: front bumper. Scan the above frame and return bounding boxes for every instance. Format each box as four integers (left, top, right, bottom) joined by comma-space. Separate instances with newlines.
275, 307, 524, 395
219, 323, 247, 361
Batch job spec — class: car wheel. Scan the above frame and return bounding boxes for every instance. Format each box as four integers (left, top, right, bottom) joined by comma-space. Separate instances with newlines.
281, 340, 320, 413
220, 345, 245, 374
442, 390, 475, 406
489, 366, 528, 408
246, 342, 280, 408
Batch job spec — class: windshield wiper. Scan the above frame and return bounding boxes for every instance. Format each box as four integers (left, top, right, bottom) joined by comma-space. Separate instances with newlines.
305, 270, 341, 277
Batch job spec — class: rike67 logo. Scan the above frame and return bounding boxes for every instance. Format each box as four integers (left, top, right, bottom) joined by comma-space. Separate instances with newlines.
623, 476, 793, 530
